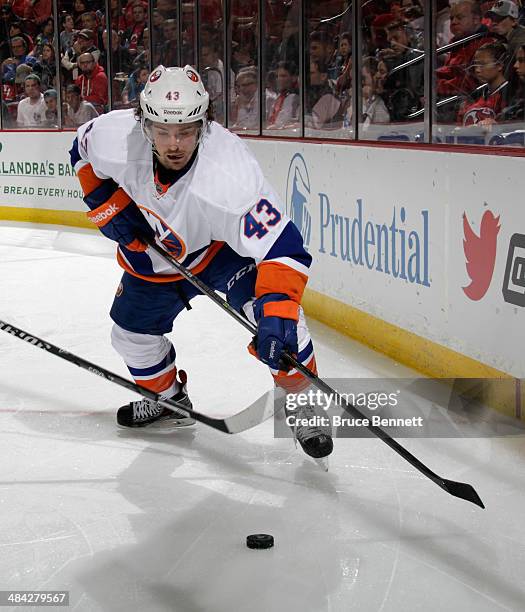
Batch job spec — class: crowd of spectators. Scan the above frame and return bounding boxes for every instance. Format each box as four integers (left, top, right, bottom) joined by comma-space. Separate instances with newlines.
216, 0, 525, 134
1, 0, 525, 138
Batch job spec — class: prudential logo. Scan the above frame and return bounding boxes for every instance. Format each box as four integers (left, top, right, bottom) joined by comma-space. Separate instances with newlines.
285, 153, 430, 287
286, 153, 311, 250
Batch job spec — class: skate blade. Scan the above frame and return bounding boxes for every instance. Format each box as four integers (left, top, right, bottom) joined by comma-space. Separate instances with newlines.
117, 416, 196, 432
150, 416, 196, 430
313, 456, 329, 472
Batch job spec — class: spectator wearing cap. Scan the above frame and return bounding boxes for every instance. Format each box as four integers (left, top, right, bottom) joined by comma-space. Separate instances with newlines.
61, 29, 101, 84
486, 0, 525, 77
76, 29, 101, 61
63, 83, 98, 127
74, 51, 108, 113
43, 88, 58, 127
16, 74, 46, 127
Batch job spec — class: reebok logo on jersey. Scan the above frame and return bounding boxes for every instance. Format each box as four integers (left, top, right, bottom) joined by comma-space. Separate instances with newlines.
88, 203, 119, 226
462, 210, 500, 301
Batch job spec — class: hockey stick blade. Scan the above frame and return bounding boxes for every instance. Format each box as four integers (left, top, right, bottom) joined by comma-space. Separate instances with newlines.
0, 319, 274, 434
439, 479, 485, 509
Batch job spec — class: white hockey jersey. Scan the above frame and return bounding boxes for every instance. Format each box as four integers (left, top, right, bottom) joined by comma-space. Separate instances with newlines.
74, 109, 310, 301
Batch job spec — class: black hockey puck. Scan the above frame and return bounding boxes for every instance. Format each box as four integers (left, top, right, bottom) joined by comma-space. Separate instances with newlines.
246, 534, 274, 549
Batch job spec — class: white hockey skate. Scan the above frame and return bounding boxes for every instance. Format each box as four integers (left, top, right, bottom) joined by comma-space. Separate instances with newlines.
285, 401, 333, 471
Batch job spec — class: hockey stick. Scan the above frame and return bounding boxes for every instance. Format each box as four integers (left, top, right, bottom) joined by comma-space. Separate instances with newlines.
0, 320, 274, 434
147, 239, 485, 509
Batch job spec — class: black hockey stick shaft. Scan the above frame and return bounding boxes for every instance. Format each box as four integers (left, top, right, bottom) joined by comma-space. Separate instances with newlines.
147, 239, 485, 509
0, 319, 271, 434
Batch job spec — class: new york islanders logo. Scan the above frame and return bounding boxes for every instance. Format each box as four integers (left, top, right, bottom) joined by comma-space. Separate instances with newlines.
286, 153, 312, 250
139, 208, 186, 260
149, 69, 162, 83
186, 69, 199, 82
462, 209, 500, 301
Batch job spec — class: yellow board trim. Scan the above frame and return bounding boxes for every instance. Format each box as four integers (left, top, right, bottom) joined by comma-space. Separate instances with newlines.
302, 288, 522, 419
0, 206, 95, 229
1, 207, 522, 418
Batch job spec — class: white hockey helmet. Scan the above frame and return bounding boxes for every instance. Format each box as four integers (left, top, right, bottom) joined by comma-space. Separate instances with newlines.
139, 65, 209, 126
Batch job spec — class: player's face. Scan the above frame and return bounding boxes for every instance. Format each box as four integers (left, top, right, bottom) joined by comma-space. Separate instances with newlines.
152, 122, 200, 171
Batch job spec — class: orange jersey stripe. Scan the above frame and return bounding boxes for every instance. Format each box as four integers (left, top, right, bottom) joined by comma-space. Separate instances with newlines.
77, 163, 104, 196
116, 241, 225, 283
263, 300, 299, 321
256, 261, 308, 303
86, 188, 132, 227
134, 368, 177, 394
273, 356, 317, 393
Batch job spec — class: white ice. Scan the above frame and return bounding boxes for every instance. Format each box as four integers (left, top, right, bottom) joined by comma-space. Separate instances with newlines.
0, 224, 524, 612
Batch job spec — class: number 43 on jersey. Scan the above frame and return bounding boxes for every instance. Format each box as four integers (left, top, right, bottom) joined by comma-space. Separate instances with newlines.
244, 199, 281, 239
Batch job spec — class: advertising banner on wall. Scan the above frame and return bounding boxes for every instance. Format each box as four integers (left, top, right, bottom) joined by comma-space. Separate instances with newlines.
0, 129, 523, 378
247, 139, 525, 378
0, 132, 84, 211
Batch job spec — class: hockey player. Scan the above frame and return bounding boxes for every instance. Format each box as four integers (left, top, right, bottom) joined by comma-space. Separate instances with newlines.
70, 64, 332, 460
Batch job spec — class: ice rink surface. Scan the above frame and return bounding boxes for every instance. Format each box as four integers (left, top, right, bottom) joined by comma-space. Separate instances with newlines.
1, 225, 524, 612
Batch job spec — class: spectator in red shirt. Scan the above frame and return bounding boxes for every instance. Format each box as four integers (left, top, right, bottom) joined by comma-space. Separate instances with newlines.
24, 0, 52, 27
437, 0, 493, 97
457, 41, 510, 125
74, 51, 108, 113
123, 1, 147, 60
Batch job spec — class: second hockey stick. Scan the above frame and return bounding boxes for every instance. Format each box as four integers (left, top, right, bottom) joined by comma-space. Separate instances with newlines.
0, 319, 274, 434
146, 238, 485, 509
